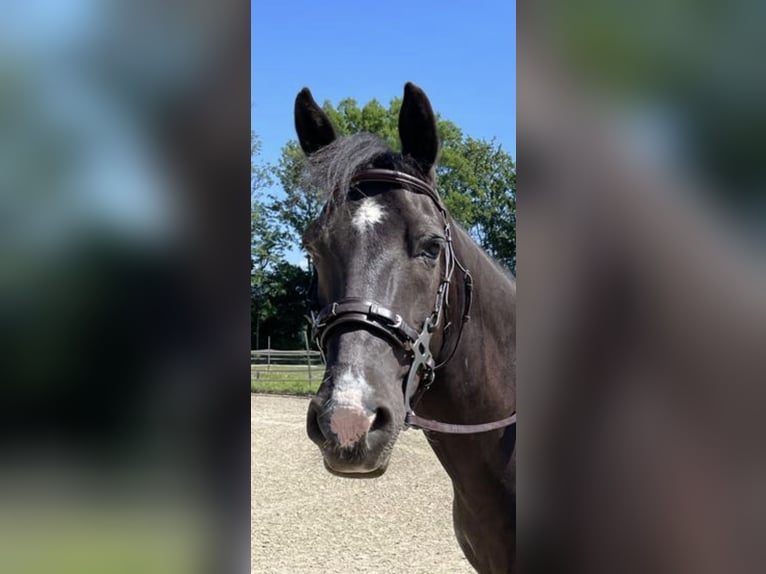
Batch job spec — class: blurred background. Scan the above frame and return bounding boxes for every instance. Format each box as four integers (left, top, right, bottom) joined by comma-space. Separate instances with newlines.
0, 1, 249, 573
541, 0, 766, 223
518, 1, 766, 572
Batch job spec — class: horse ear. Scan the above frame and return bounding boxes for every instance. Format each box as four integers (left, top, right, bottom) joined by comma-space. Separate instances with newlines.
295, 87, 337, 155
398, 82, 440, 174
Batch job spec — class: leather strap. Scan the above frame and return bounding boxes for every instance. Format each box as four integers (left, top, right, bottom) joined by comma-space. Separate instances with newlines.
312, 298, 421, 350
406, 412, 517, 434
350, 169, 447, 215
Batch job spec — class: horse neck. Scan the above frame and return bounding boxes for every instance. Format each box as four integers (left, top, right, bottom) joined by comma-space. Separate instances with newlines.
420, 222, 517, 435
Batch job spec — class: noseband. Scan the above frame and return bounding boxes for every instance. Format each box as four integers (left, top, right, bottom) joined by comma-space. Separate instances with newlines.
310, 168, 516, 434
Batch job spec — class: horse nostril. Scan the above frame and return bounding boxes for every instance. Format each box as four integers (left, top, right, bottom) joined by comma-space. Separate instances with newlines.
306, 401, 326, 444
370, 407, 390, 433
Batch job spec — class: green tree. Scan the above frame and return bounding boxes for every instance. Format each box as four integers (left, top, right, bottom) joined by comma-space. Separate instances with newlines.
273, 97, 516, 273
251, 130, 272, 192
252, 261, 312, 349
271, 141, 323, 271
252, 131, 288, 348
439, 137, 516, 271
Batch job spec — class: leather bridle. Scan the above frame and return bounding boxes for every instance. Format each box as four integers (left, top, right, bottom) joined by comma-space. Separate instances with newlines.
309, 168, 516, 434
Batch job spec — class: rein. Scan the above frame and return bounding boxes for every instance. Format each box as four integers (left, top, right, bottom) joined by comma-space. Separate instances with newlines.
309, 168, 516, 435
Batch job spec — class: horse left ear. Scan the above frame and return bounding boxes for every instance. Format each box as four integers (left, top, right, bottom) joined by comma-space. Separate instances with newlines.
399, 82, 440, 175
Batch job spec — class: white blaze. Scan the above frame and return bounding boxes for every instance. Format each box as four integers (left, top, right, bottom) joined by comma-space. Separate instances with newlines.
352, 198, 385, 232
332, 369, 367, 406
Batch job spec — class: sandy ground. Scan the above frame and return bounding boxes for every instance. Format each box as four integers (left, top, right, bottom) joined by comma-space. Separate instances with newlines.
252, 394, 475, 574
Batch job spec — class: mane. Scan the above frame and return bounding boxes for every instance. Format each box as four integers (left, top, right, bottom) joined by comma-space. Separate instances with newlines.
302, 133, 426, 206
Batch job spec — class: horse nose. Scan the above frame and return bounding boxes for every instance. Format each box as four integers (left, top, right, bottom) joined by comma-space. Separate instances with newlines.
307, 399, 379, 448
328, 404, 377, 448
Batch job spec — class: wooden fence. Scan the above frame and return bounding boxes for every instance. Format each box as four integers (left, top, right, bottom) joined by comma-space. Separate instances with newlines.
251, 334, 323, 391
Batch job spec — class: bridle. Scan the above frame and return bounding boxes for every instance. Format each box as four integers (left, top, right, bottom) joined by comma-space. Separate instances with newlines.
309, 168, 516, 434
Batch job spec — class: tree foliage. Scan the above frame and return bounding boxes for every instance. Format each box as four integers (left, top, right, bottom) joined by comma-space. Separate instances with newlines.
271, 141, 323, 270
251, 131, 283, 287
251, 131, 272, 192
439, 137, 516, 271
252, 131, 293, 348
251, 261, 311, 349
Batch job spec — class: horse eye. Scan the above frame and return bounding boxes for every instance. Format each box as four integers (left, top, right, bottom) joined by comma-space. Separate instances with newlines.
421, 240, 442, 260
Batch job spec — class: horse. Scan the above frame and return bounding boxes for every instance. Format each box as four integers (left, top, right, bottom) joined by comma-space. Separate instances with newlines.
295, 82, 516, 574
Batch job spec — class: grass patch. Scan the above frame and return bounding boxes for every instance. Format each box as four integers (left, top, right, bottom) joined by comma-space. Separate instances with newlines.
251, 365, 320, 395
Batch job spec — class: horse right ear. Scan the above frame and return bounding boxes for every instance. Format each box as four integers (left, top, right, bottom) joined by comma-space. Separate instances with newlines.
295, 87, 337, 155
398, 82, 439, 175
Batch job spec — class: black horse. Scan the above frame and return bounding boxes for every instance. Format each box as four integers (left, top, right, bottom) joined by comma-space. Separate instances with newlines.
296, 83, 516, 573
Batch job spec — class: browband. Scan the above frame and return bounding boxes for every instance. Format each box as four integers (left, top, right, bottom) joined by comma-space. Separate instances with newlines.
350, 169, 447, 215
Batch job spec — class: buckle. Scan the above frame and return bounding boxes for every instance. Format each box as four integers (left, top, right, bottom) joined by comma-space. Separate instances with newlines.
368, 303, 402, 330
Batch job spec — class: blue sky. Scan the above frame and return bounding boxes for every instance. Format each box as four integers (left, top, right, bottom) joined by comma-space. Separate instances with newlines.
252, 0, 516, 164
252, 0, 515, 264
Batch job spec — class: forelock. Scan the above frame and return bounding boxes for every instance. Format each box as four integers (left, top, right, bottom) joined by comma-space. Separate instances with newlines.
301, 133, 424, 208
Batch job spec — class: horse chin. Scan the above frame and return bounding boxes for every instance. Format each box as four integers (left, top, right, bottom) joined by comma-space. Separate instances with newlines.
322, 459, 389, 479
315, 417, 402, 479
320, 447, 393, 479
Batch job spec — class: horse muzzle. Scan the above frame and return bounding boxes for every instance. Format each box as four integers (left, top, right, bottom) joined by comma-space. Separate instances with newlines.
306, 396, 398, 476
